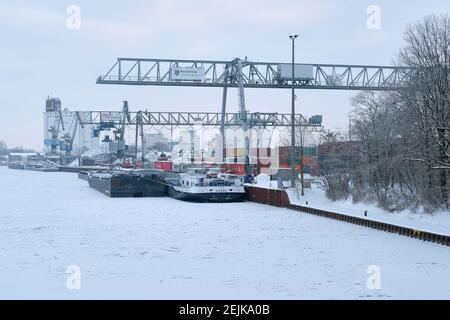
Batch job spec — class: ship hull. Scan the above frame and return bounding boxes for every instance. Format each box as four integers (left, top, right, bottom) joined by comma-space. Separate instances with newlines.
88, 173, 167, 198
167, 186, 245, 202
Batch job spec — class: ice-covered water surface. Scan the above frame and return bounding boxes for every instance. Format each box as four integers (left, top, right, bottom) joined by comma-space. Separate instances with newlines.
0, 167, 449, 299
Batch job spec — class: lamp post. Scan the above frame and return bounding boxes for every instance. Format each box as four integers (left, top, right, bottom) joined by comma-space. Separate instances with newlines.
289, 34, 299, 189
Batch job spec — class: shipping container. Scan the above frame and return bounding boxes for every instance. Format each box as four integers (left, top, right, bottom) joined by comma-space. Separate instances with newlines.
154, 161, 173, 172
309, 115, 323, 125
229, 163, 245, 175
277, 146, 317, 166
277, 64, 314, 81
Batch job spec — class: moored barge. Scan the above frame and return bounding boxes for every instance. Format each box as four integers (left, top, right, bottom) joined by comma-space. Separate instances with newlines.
88, 169, 167, 197
165, 168, 246, 202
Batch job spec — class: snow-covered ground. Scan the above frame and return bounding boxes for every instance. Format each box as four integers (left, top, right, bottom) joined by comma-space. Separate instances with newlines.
287, 185, 450, 236
0, 166, 449, 299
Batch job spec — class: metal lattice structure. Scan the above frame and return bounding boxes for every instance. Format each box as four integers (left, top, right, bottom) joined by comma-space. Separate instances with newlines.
97, 58, 412, 91
95, 56, 411, 172
75, 111, 316, 128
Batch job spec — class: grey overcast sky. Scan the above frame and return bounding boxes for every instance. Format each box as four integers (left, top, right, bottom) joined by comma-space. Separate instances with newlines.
0, 0, 449, 150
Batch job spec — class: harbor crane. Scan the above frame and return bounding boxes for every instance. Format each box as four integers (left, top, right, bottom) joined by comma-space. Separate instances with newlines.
96, 57, 411, 175
114, 101, 130, 143
45, 101, 65, 155
90, 101, 131, 161
112, 100, 131, 158
60, 112, 84, 164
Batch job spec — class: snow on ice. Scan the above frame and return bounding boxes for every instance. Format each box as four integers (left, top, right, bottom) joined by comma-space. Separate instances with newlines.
0, 167, 449, 299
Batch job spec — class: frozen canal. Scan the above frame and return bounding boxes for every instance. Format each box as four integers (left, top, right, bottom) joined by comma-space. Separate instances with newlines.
0, 167, 449, 299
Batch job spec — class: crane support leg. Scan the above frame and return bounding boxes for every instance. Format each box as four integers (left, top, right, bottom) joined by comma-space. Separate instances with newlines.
140, 114, 145, 164
235, 59, 250, 174
220, 85, 227, 164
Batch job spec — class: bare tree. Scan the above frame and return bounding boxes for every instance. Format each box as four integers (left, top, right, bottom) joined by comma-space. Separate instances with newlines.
318, 14, 450, 212
399, 14, 450, 208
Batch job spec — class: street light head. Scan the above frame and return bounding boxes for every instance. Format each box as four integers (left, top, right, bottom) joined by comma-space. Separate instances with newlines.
289, 34, 299, 39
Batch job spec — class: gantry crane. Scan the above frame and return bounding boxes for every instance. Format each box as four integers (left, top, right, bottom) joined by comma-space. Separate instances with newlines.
95, 56, 411, 174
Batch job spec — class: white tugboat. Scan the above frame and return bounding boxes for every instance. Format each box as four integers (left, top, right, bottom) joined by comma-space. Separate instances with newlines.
166, 168, 246, 202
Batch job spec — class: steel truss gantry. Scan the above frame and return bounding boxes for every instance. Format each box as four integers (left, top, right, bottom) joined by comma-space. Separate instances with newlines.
97, 58, 412, 91
96, 56, 409, 173
75, 110, 316, 128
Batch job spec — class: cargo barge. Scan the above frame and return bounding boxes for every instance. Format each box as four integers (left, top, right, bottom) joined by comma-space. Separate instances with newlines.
8, 162, 59, 172
24, 163, 59, 172
8, 163, 25, 170
88, 169, 167, 197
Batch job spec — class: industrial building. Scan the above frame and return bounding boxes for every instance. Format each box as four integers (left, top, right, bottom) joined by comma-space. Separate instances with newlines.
43, 97, 95, 161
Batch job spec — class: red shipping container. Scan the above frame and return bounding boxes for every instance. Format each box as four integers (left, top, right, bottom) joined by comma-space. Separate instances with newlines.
154, 161, 173, 171
230, 163, 245, 175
